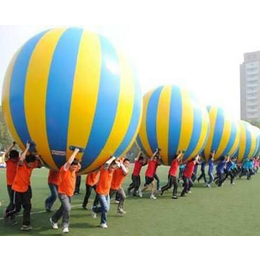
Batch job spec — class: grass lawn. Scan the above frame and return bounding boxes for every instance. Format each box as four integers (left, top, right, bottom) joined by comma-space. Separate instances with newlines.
0, 165, 260, 236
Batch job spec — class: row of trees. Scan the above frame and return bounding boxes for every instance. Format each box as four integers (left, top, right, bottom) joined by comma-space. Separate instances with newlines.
0, 106, 12, 151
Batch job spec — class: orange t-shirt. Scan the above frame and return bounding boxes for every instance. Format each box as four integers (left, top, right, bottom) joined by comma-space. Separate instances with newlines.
58, 166, 77, 197
96, 167, 114, 196
111, 168, 126, 190
48, 170, 61, 186
12, 161, 39, 193
86, 171, 100, 186
6, 159, 19, 186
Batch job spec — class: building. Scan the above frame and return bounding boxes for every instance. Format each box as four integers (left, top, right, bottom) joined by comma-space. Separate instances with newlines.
240, 51, 260, 122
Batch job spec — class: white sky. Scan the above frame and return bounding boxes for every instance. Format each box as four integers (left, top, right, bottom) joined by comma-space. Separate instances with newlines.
1, 0, 260, 121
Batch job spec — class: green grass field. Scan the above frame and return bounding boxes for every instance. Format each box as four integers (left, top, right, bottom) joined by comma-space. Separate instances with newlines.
0, 165, 260, 236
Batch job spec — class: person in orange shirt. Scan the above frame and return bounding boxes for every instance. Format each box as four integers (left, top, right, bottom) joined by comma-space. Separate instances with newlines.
45, 169, 61, 212
82, 170, 100, 210
140, 148, 161, 199
92, 157, 119, 229
4, 142, 42, 231
127, 151, 147, 196
50, 148, 81, 234
110, 158, 130, 215
3, 141, 19, 224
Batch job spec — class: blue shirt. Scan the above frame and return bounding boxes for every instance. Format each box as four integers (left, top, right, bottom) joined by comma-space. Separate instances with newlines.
243, 161, 251, 169
226, 161, 233, 171
217, 161, 226, 174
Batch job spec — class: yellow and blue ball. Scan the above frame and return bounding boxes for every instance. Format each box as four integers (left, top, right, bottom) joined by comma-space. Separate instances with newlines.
203, 106, 240, 161
236, 121, 257, 162
136, 85, 210, 165
2, 28, 142, 173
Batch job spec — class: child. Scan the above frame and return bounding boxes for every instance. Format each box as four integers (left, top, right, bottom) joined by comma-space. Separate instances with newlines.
45, 170, 61, 212
92, 157, 119, 229
206, 152, 215, 188
140, 148, 161, 199
127, 151, 147, 196
4, 142, 19, 224
82, 170, 100, 210
221, 156, 235, 185
50, 148, 81, 234
110, 158, 130, 215
181, 155, 199, 197
161, 151, 184, 199
197, 160, 207, 183
216, 156, 228, 187
4, 142, 42, 230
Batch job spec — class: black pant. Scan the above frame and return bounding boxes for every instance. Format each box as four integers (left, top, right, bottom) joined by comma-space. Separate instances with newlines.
6, 185, 15, 214
154, 174, 160, 190
220, 170, 235, 185
161, 176, 178, 197
74, 176, 81, 194
191, 173, 197, 182
128, 175, 141, 195
197, 169, 207, 183
181, 176, 191, 196
247, 169, 253, 180
82, 184, 99, 208
6, 187, 32, 226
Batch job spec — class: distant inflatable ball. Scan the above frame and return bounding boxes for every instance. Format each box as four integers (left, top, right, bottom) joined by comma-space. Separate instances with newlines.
236, 121, 257, 162
2, 28, 142, 173
203, 106, 240, 161
136, 85, 210, 165
250, 125, 260, 157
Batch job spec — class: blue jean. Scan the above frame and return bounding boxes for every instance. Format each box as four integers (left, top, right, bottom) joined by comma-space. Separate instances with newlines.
45, 184, 58, 210
93, 194, 110, 224
207, 171, 214, 185
52, 194, 71, 228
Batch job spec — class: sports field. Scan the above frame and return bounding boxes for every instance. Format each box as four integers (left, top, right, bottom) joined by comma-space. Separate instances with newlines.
0, 165, 260, 236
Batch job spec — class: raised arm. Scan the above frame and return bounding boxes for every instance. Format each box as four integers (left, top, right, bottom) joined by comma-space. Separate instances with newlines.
135, 151, 142, 161
18, 142, 31, 165
151, 148, 160, 160
64, 148, 80, 171
4, 141, 16, 160
103, 156, 116, 169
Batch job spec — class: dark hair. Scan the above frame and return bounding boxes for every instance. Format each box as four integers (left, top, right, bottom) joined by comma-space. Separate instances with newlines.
123, 158, 130, 163
110, 160, 117, 166
25, 154, 36, 163
9, 150, 19, 159
71, 159, 80, 166
220, 156, 225, 161
139, 156, 144, 161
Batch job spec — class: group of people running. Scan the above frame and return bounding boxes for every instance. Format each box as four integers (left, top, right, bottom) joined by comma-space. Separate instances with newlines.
2, 141, 259, 233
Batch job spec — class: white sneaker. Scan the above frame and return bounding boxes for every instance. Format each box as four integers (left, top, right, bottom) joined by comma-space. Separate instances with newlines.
92, 207, 97, 219
63, 227, 69, 233
117, 208, 126, 215
150, 194, 157, 200
50, 218, 58, 230
139, 191, 143, 198
100, 223, 108, 229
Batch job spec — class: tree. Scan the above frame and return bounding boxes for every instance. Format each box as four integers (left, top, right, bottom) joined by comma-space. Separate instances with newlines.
0, 106, 13, 150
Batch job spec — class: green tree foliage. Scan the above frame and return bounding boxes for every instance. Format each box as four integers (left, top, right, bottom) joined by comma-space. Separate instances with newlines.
0, 106, 13, 150
247, 119, 260, 129
126, 142, 140, 162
